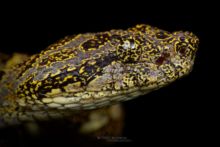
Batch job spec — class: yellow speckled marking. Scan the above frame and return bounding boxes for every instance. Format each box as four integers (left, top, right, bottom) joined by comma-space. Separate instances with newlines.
0, 24, 199, 126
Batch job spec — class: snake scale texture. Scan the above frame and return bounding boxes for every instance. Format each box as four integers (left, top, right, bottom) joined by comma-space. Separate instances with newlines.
0, 24, 199, 128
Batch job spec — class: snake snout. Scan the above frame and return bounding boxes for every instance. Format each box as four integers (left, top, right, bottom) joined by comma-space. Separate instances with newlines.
173, 31, 199, 60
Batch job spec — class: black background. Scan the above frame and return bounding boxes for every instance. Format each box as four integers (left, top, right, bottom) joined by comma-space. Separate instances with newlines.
0, 1, 217, 147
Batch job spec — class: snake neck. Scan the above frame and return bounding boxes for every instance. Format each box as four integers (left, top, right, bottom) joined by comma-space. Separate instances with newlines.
0, 53, 84, 127
0, 53, 30, 126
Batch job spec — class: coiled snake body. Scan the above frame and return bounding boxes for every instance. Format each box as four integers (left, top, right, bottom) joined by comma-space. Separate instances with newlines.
0, 24, 199, 128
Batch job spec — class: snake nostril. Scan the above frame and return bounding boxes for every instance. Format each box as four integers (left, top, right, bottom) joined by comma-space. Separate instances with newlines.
179, 46, 186, 55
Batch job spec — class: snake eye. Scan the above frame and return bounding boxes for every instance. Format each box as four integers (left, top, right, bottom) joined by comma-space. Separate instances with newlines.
156, 31, 170, 39
117, 38, 141, 63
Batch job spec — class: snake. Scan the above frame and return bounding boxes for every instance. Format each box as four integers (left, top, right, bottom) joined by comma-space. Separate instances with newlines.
0, 24, 199, 128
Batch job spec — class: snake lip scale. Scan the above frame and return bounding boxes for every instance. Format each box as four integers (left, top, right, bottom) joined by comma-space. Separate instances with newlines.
0, 24, 199, 127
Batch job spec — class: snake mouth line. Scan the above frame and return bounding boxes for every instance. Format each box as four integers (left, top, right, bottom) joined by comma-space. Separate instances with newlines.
32, 85, 158, 110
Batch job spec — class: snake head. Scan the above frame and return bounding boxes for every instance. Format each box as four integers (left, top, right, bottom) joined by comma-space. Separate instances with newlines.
13, 25, 199, 110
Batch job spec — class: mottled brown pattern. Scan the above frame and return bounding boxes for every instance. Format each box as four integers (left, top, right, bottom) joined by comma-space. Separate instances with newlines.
0, 24, 199, 127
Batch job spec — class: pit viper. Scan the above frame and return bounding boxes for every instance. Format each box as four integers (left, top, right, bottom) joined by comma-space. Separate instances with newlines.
0, 24, 199, 129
